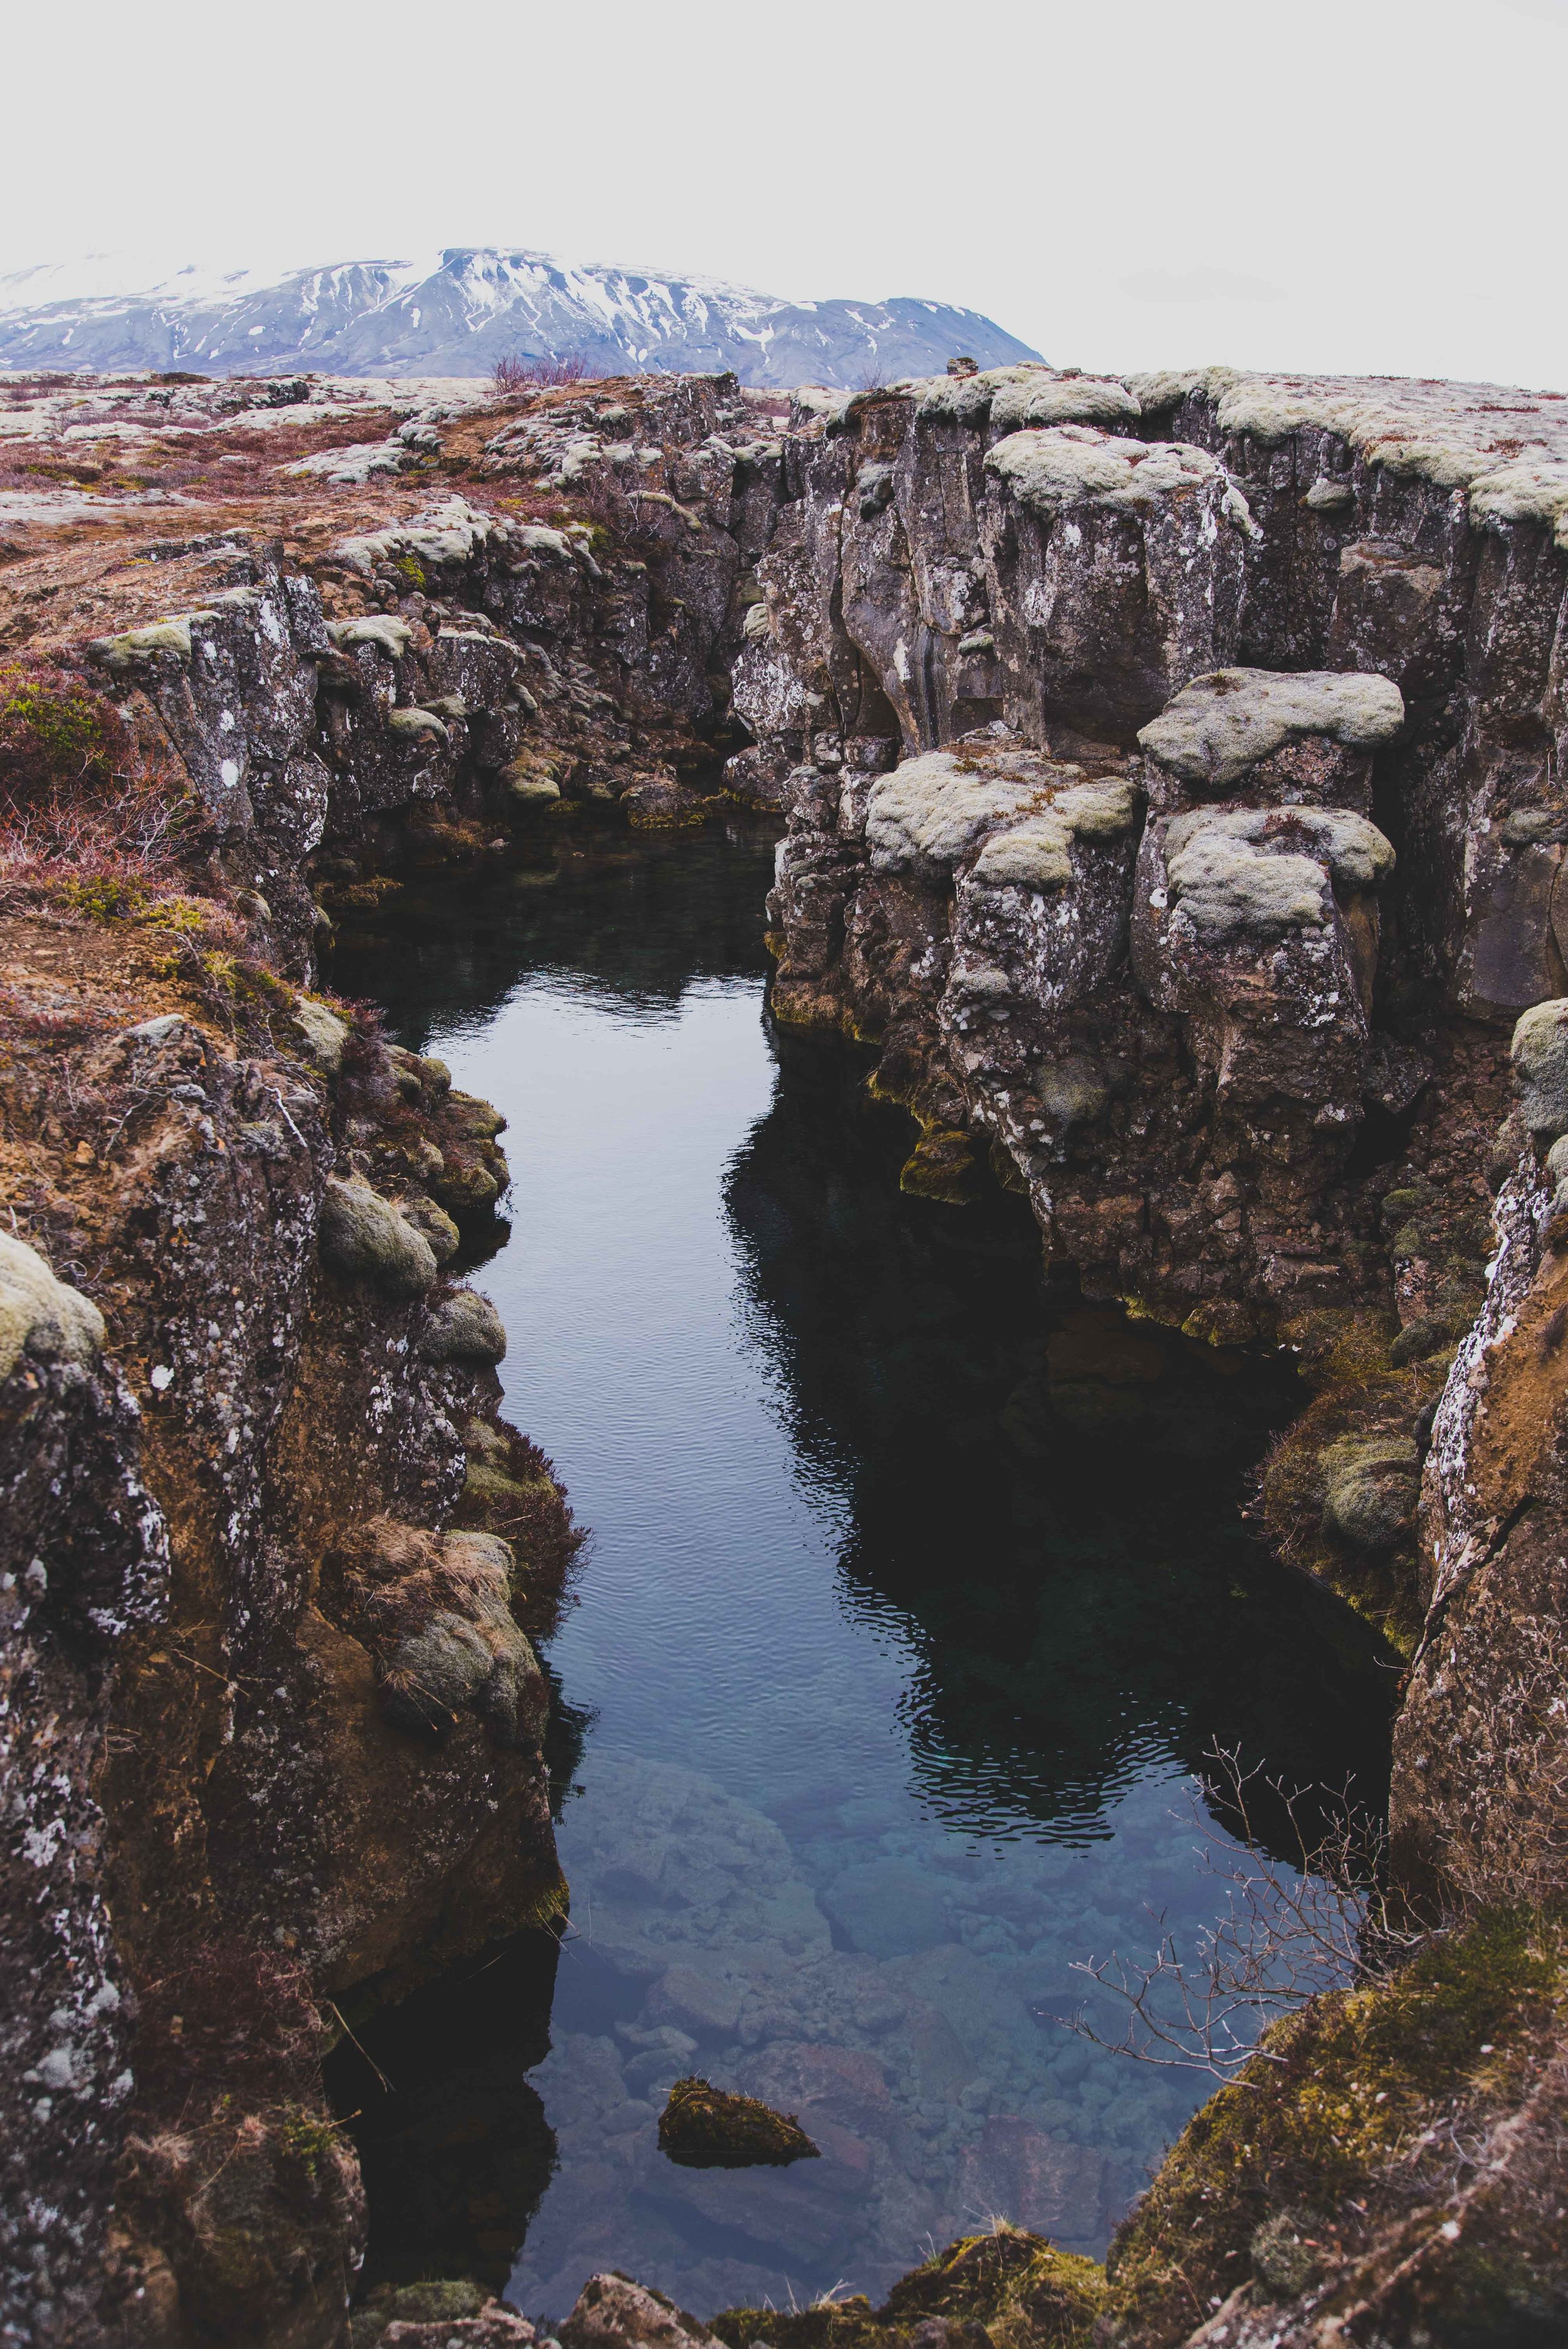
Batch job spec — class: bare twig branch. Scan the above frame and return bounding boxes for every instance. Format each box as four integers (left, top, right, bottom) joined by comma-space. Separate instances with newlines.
1064, 1746, 1426, 2083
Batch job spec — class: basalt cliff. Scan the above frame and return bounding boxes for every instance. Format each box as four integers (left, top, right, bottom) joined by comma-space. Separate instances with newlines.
2, 356, 1567, 2348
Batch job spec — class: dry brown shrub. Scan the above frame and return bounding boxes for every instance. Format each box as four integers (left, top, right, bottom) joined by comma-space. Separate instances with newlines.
0, 658, 203, 907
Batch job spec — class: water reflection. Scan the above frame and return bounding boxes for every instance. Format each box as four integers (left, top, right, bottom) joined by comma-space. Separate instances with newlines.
723, 1027, 1392, 1857
324, 822, 1395, 2319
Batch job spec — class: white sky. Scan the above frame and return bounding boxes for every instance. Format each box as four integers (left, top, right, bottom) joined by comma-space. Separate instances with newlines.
5, 0, 1565, 390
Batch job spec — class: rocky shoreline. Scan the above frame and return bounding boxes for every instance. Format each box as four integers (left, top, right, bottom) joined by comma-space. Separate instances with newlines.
1, 356, 1565, 2343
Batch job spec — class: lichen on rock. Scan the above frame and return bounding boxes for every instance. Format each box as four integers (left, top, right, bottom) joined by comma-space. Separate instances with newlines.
1138, 667, 1406, 791
1161, 805, 1395, 943
984, 425, 1229, 519
969, 776, 1142, 892
0, 1231, 106, 1381
328, 615, 414, 660
561, 2272, 718, 2349
865, 745, 1094, 881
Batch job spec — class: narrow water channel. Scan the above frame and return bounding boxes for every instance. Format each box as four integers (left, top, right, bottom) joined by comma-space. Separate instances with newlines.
326, 821, 1393, 2321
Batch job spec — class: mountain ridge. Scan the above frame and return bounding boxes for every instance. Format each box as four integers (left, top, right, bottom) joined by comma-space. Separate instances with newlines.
0, 245, 1041, 389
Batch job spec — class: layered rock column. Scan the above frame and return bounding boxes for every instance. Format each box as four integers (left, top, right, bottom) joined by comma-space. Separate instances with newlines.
768, 663, 1404, 1336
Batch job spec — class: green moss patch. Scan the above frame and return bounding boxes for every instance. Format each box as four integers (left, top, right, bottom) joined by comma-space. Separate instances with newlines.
899, 1127, 977, 1204
1258, 1322, 1447, 1655
0, 661, 129, 802
1103, 1908, 1568, 2345
712, 2228, 1105, 2349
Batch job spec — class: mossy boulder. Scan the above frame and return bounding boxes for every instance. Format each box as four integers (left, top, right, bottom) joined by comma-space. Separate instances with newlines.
399, 1192, 461, 1265
712, 2227, 1105, 2349
432, 1157, 502, 1213
419, 1289, 507, 1364
319, 1177, 438, 1297
339, 1518, 547, 1747
0, 1233, 105, 1383
1511, 998, 1568, 1140
446, 1090, 507, 1142
292, 994, 349, 1073
657, 2076, 820, 2168
1320, 1434, 1422, 1552
503, 752, 562, 807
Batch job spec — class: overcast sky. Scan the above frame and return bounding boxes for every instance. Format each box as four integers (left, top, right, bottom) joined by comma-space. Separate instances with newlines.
6, 0, 1565, 390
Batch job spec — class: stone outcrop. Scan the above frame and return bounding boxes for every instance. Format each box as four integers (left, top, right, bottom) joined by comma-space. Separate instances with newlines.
752, 369, 1566, 1350
0, 926, 578, 2345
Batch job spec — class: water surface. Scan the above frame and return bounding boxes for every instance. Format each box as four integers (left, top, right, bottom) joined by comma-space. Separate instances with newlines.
327, 824, 1392, 2318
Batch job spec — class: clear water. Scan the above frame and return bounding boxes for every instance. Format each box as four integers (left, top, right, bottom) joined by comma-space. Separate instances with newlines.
326, 823, 1393, 2321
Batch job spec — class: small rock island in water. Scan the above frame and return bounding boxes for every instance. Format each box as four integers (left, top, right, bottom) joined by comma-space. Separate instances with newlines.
657, 2077, 820, 2168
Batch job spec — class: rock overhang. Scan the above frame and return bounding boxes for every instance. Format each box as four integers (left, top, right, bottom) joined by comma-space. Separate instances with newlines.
1138, 667, 1408, 791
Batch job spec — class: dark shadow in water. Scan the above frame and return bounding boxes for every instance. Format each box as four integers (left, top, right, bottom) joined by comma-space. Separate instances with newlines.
328, 820, 779, 1038
721, 1024, 1396, 1863
326, 1930, 562, 2294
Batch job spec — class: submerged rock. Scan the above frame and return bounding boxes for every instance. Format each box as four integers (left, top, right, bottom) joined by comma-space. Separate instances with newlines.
657, 2074, 820, 2168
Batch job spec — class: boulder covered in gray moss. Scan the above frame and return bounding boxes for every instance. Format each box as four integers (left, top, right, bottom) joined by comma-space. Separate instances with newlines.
0, 1233, 106, 1382
319, 1176, 438, 1296
419, 1289, 507, 1363
1321, 1434, 1422, 1552
1511, 997, 1568, 1140
336, 1517, 546, 1747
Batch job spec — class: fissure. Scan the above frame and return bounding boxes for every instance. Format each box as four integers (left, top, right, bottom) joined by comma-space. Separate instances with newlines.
3, 354, 1567, 2348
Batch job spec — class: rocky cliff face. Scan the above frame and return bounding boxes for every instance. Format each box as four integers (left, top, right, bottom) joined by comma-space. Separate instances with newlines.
4, 355, 1568, 2346
749, 366, 1567, 1325
1, 951, 578, 2345
724, 361, 1568, 2343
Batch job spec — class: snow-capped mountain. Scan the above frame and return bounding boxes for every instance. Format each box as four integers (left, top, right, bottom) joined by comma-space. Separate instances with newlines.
0, 248, 1040, 388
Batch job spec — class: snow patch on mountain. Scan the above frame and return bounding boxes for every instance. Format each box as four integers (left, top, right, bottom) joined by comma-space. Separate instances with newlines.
0, 247, 1041, 390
